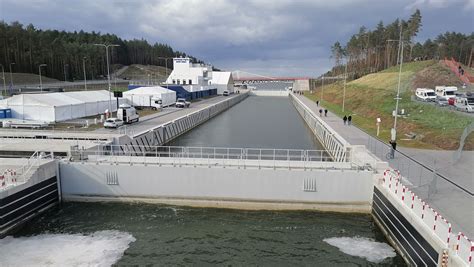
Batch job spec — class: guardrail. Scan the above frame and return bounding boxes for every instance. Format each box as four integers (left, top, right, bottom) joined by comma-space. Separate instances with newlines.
0, 151, 53, 190
382, 169, 473, 266
71, 145, 360, 171
289, 93, 349, 162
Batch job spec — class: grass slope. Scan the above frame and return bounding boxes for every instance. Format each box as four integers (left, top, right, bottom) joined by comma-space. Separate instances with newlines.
306, 60, 474, 150
118, 64, 171, 81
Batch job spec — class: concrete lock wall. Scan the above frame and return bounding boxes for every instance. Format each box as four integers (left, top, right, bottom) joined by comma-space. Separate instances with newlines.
59, 162, 374, 212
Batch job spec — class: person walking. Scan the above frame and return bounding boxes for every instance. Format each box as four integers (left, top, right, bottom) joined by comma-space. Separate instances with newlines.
347, 115, 352, 125
319, 109, 323, 117
389, 140, 397, 159
343, 115, 347, 125
316, 100, 319, 106
324, 109, 328, 117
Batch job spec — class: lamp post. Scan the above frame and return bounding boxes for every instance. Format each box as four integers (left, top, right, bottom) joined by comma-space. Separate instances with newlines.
391, 22, 404, 142
342, 58, 348, 112
321, 76, 324, 101
83, 57, 88, 90
63, 64, 69, 82
9, 62, 15, 90
0, 64, 5, 96
38, 64, 47, 92
158, 57, 172, 90
94, 43, 120, 112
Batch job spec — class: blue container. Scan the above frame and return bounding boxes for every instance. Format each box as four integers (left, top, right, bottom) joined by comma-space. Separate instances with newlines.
0, 110, 5, 119
5, 108, 11, 118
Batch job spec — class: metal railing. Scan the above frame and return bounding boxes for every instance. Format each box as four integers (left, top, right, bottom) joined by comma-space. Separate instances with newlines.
0, 151, 53, 190
289, 92, 349, 162
71, 145, 360, 171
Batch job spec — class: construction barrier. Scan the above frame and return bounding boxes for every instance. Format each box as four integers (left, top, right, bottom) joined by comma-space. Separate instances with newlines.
456, 233, 474, 266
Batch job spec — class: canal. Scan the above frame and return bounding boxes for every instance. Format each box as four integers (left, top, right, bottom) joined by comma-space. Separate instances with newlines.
169, 95, 323, 150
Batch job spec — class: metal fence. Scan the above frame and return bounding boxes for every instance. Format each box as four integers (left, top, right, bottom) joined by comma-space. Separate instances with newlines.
0, 151, 53, 190
367, 134, 473, 237
71, 145, 361, 171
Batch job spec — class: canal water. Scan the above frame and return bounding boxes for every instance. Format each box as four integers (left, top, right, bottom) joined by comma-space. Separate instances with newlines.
169, 96, 323, 150
0, 95, 406, 266
2, 202, 406, 266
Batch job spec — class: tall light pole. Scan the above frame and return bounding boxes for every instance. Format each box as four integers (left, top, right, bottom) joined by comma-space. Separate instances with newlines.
321, 76, 324, 101
83, 57, 88, 91
94, 43, 119, 112
9, 62, 15, 90
392, 22, 404, 142
64, 64, 69, 82
38, 64, 47, 92
158, 57, 172, 90
0, 64, 6, 96
342, 58, 348, 112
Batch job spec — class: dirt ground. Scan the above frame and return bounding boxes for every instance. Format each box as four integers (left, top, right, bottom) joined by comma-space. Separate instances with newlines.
412, 61, 472, 92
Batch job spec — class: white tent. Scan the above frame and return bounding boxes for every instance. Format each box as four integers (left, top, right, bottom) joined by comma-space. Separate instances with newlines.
123, 86, 176, 108
0, 90, 124, 122
210, 72, 234, 94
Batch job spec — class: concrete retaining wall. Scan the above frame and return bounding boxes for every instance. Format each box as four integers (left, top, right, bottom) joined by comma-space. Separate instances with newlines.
59, 161, 374, 212
0, 160, 58, 237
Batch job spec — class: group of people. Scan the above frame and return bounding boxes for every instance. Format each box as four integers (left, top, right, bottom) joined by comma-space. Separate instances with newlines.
342, 115, 352, 125
318, 108, 328, 117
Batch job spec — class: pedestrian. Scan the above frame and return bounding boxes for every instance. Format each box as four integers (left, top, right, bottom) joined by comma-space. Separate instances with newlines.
389, 139, 397, 159
458, 65, 462, 75
348, 115, 352, 125
461, 68, 465, 76
319, 109, 323, 117
343, 115, 347, 125
324, 109, 328, 117
316, 100, 319, 106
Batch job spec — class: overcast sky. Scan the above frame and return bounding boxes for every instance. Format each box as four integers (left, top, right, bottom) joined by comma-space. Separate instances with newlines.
1, 0, 473, 77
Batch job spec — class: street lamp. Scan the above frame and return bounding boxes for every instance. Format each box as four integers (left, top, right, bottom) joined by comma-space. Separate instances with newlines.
342, 58, 348, 112
157, 57, 173, 90
321, 76, 324, 101
94, 43, 120, 112
64, 64, 69, 82
83, 57, 88, 90
391, 21, 405, 142
38, 64, 47, 92
9, 62, 15, 89
0, 64, 6, 96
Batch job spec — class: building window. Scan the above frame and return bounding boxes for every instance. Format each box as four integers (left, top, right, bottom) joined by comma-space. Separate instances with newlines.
189, 79, 192, 85
183, 80, 187, 85
177, 79, 181, 84
172, 80, 176, 84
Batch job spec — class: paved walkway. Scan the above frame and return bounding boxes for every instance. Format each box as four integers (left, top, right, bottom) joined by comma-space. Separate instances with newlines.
295, 94, 473, 237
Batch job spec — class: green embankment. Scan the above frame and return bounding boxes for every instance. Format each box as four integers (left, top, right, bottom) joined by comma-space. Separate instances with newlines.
306, 60, 474, 150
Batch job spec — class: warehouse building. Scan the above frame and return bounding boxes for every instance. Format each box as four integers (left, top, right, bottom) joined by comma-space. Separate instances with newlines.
123, 86, 176, 108
0, 90, 124, 122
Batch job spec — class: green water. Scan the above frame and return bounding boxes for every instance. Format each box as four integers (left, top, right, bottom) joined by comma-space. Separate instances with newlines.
14, 202, 406, 266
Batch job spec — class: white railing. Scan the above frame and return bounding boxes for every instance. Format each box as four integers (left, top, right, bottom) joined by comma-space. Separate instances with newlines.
289, 92, 349, 162
381, 169, 473, 266
0, 151, 53, 191
72, 145, 359, 171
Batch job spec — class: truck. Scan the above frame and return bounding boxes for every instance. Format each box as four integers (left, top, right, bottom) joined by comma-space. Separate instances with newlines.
117, 104, 139, 123
435, 86, 457, 101
454, 94, 474, 113
415, 88, 436, 101
175, 98, 190, 108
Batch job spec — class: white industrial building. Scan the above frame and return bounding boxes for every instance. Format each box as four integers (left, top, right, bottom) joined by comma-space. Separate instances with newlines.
123, 86, 176, 108
0, 90, 125, 122
165, 57, 234, 94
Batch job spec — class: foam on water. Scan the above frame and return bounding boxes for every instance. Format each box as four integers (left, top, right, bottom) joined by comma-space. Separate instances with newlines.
0, 230, 135, 267
323, 236, 397, 263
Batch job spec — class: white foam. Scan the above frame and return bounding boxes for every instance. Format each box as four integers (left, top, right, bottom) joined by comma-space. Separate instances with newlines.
0, 230, 135, 267
324, 236, 396, 263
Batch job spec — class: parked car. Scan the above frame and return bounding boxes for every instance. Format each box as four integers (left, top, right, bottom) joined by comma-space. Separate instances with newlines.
223, 90, 230, 96
435, 97, 449, 106
104, 118, 124, 128
175, 98, 190, 108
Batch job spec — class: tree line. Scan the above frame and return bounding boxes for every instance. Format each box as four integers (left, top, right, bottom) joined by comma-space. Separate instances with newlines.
0, 21, 204, 81
329, 9, 474, 79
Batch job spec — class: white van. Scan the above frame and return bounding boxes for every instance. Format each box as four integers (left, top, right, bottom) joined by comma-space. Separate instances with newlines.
435, 86, 457, 101
415, 88, 436, 101
117, 104, 139, 123
454, 95, 474, 113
